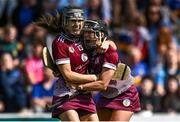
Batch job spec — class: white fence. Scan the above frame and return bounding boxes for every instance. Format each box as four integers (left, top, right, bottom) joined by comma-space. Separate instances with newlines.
0, 112, 180, 122
131, 113, 180, 122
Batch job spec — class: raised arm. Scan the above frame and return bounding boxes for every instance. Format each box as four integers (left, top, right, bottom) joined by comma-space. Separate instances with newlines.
98, 39, 117, 53
108, 40, 117, 50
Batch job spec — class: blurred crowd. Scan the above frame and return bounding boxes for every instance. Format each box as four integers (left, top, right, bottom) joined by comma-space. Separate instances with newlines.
0, 0, 179, 115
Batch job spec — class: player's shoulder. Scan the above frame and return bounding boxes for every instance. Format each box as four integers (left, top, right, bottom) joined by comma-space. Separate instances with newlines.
53, 33, 66, 43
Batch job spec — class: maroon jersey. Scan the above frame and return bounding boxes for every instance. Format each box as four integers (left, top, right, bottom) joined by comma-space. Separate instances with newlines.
90, 46, 140, 112
52, 33, 89, 97
89, 45, 119, 74
90, 45, 134, 98
52, 33, 89, 73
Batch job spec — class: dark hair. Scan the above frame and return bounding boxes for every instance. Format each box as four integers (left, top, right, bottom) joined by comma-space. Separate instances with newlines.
165, 75, 180, 95
96, 20, 108, 36
33, 10, 62, 34
141, 75, 154, 83
34, 6, 84, 34
84, 19, 108, 36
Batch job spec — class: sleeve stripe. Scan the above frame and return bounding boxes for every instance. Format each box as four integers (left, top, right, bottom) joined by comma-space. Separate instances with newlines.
103, 62, 117, 70
55, 58, 70, 65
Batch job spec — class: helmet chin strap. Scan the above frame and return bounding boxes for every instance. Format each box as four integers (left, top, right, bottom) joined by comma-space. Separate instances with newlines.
102, 37, 107, 43
96, 32, 102, 46
99, 32, 102, 43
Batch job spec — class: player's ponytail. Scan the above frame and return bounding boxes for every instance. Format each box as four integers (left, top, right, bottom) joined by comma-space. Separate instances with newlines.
33, 10, 63, 34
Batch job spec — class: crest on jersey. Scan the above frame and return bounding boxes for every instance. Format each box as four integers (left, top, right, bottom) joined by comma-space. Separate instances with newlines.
81, 53, 88, 62
69, 47, 75, 53
122, 99, 131, 107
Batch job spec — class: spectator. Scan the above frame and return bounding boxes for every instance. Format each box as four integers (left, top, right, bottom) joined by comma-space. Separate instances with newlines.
85, 0, 103, 20
110, 0, 121, 27
12, 0, 41, 35
109, 0, 139, 31
162, 75, 180, 113
126, 46, 149, 86
0, 0, 17, 26
85, 0, 111, 24
165, 0, 180, 11
150, 0, 163, 7
164, 2, 180, 48
155, 47, 180, 96
0, 53, 27, 112
57, 0, 86, 8
20, 24, 48, 58
0, 27, 4, 40
171, 7, 180, 46
42, 0, 59, 13
138, 76, 161, 113
146, 5, 161, 75
24, 41, 44, 85
0, 87, 5, 112
116, 31, 134, 64
31, 68, 55, 113
153, 26, 174, 82
0, 101, 5, 113
0, 25, 19, 58
134, 13, 150, 61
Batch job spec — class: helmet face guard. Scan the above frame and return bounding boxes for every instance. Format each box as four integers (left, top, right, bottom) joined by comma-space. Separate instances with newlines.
83, 20, 108, 49
83, 20, 101, 37
62, 8, 84, 27
61, 7, 84, 37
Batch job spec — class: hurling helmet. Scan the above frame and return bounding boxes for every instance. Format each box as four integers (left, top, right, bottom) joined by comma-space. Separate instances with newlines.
61, 6, 84, 28
83, 20, 108, 49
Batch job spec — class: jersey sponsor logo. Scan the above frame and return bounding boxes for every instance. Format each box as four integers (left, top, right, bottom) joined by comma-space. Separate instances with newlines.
69, 47, 75, 53
122, 98, 131, 107
81, 53, 88, 62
